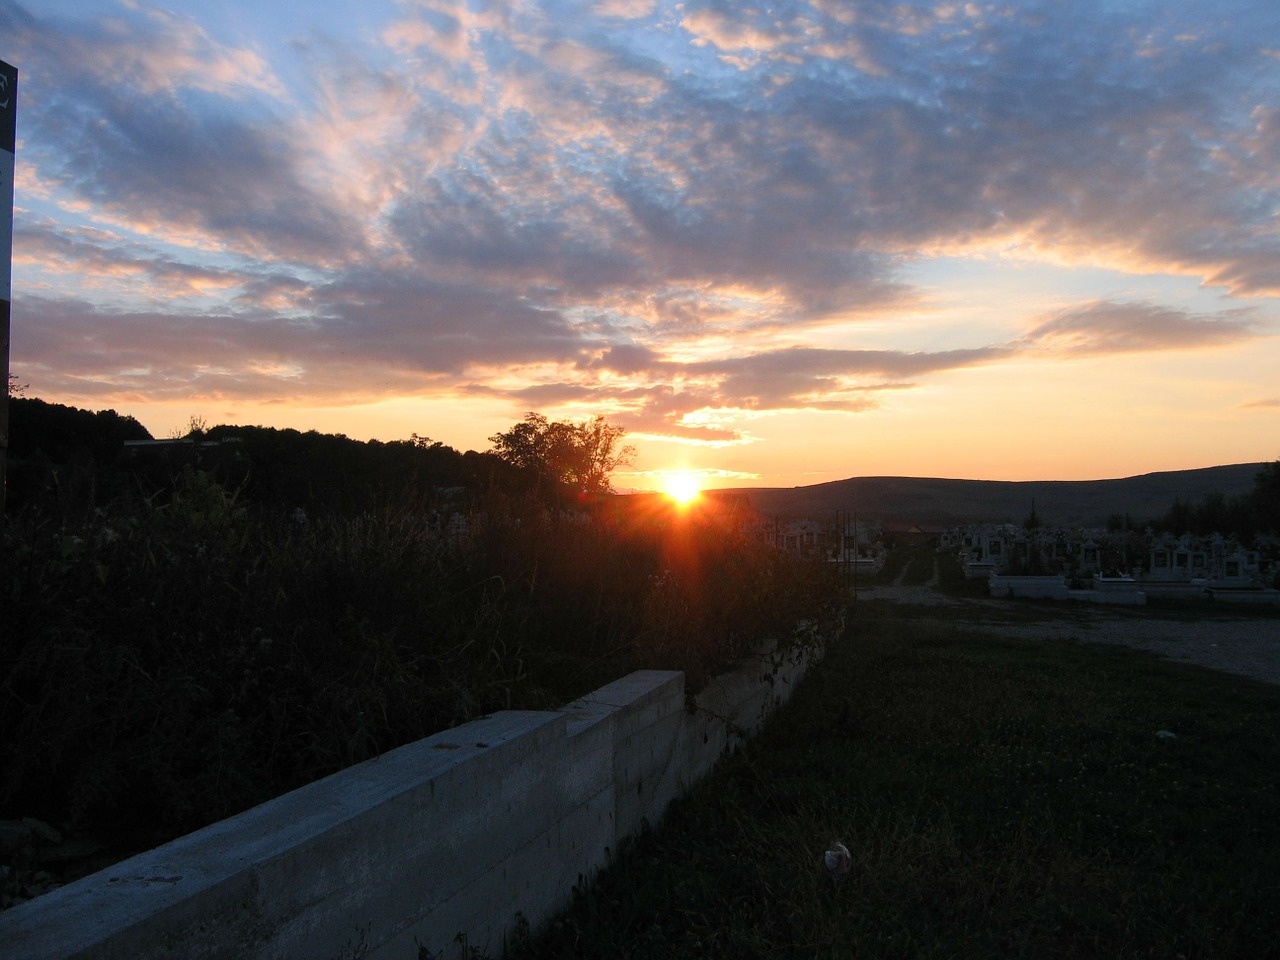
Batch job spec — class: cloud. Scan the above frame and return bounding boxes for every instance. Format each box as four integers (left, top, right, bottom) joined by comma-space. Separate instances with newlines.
12, 275, 593, 406
464, 341, 1009, 443
688, 346, 1004, 410
13, 286, 1264, 451
577, 343, 665, 375
15, 218, 249, 300
6, 0, 1280, 454
1020, 301, 1260, 355
17, 0, 1280, 302
2, 0, 287, 101
5, 3, 365, 263
36, 92, 363, 263
592, 0, 656, 20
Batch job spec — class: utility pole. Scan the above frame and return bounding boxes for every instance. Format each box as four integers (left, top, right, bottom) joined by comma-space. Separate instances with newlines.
1, 60, 17, 523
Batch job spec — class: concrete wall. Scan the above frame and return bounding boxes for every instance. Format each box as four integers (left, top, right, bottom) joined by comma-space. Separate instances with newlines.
1, 641, 818, 960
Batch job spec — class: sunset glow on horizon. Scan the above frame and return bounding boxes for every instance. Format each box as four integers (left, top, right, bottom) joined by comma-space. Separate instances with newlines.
3, 1, 1279, 487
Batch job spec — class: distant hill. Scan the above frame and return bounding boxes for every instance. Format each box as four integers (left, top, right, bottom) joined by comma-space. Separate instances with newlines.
724, 463, 1269, 528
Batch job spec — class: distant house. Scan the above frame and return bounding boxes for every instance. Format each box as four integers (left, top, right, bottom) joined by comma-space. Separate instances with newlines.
777, 518, 824, 557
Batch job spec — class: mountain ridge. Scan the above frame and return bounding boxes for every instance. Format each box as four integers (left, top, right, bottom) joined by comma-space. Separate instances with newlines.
720, 462, 1268, 528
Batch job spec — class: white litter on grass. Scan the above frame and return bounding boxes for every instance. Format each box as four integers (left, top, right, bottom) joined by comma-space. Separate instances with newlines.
1156, 730, 1177, 739
824, 841, 851, 877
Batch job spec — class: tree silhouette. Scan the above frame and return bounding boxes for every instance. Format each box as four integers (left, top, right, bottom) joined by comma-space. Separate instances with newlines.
488, 413, 634, 496
1254, 460, 1280, 534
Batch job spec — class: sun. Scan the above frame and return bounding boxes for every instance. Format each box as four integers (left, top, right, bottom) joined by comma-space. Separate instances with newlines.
662, 470, 703, 507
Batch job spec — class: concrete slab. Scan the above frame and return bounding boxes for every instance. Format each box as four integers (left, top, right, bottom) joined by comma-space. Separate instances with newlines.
1, 640, 824, 960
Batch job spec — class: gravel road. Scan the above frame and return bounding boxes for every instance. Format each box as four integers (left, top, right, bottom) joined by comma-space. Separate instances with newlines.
857, 582, 1280, 687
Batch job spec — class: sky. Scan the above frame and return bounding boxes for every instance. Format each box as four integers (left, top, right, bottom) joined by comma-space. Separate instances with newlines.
2, 0, 1280, 490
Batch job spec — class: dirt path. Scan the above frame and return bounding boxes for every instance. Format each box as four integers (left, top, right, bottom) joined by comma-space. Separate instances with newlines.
857, 582, 1280, 687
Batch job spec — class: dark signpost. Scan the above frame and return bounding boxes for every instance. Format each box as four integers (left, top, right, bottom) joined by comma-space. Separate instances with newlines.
1, 60, 15, 517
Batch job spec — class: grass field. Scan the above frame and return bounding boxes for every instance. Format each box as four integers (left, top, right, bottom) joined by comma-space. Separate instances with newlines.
508, 591, 1280, 959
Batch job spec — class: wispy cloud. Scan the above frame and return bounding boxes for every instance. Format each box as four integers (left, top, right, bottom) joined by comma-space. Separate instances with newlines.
1020, 301, 1261, 355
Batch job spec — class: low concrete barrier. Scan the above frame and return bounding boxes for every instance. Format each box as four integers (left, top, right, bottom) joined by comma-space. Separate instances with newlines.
2, 640, 818, 960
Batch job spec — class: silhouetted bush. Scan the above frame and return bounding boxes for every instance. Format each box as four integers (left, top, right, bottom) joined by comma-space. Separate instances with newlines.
5, 397, 153, 520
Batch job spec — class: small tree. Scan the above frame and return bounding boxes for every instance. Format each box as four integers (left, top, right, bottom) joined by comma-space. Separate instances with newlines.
1023, 499, 1041, 532
1254, 459, 1280, 535
489, 413, 634, 497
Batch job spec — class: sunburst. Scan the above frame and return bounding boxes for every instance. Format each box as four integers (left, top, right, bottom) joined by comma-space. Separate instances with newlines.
661, 470, 703, 507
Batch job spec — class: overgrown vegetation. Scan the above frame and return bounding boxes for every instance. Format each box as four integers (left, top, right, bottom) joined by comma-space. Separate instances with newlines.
508, 599, 1280, 959
1, 399, 839, 866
